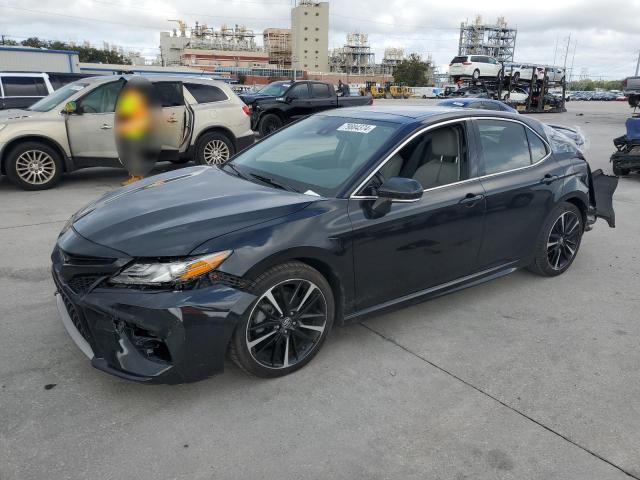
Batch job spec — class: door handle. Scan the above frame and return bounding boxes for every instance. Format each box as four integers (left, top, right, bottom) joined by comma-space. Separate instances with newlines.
460, 193, 485, 206
541, 174, 559, 185
167, 116, 178, 123
100, 123, 112, 130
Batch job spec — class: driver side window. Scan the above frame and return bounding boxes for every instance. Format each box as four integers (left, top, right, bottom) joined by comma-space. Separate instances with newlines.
78, 81, 123, 114
373, 124, 466, 192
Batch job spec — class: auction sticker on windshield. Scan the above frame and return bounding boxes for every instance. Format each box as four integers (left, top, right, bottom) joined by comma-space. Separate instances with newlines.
337, 123, 377, 134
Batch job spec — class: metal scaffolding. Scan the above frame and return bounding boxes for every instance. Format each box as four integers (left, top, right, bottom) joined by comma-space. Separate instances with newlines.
458, 15, 517, 62
263, 28, 292, 67
329, 33, 376, 75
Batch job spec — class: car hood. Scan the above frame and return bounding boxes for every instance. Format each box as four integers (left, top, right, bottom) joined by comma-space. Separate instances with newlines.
0, 109, 37, 122
72, 166, 314, 257
239, 93, 277, 105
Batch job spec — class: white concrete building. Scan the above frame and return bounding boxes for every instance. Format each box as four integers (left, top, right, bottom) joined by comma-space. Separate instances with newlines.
291, 0, 329, 73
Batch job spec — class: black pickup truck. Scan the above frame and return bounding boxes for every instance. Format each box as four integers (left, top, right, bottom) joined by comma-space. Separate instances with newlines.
239, 80, 372, 136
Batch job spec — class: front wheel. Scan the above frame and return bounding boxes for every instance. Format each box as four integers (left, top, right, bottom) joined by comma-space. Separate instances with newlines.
6, 141, 63, 190
528, 202, 583, 277
229, 262, 334, 378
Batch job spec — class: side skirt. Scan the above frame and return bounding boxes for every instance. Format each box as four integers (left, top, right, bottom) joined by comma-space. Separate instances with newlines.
343, 262, 519, 324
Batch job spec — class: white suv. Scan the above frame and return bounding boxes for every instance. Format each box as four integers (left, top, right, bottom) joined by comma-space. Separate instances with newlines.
0, 75, 253, 190
449, 55, 503, 81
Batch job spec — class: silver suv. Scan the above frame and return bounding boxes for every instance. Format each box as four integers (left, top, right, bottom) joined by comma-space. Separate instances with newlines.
0, 75, 254, 190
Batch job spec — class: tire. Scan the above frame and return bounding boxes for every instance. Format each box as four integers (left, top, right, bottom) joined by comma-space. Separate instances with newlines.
229, 261, 335, 378
613, 164, 630, 176
472, 69, 480, 81
258, 113, 283, 137
422, 95, 427, 99
5, 141, 63, 190
528, 202, 583, 277
195, 131, 235, 166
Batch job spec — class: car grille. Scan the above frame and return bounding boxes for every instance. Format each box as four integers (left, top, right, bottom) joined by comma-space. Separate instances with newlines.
67, 275, 102, 295
53, 273, 93, 343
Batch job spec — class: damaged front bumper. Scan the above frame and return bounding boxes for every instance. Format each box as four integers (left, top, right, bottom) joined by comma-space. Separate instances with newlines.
52, 232, 255, 384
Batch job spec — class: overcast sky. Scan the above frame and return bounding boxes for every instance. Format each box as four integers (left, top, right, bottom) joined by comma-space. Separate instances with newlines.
2, 0, 639, 78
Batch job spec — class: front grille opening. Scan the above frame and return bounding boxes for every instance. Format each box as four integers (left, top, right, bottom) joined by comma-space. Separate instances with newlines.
59, 288, 92, 343
123, 324, 172, 363
67, 275, 102, 295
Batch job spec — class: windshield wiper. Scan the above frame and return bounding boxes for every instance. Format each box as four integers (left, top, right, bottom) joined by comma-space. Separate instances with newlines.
222, 162, 249, 180
249, 173, 299, 193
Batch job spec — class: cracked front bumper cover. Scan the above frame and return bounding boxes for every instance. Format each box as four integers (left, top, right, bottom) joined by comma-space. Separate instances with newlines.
53, 267, 255, 384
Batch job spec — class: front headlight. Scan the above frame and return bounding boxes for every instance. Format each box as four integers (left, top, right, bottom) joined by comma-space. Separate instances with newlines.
110, 250, 232, 286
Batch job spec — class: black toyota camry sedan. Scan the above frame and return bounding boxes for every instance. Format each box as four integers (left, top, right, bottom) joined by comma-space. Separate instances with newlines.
52, 106, 617, 383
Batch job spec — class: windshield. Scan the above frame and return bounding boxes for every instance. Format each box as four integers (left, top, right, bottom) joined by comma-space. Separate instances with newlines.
258, 82, 291, 97
228, 115, 402, 197
27, 82, 89, 112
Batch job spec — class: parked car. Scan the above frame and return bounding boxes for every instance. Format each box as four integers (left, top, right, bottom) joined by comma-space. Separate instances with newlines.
437, 98, 518, 113
0, 72, 94, 110
536, 66, 565, 83
52, 106, 617, 383
450, 86, 491, 98
504, 63, 534, 83
240, 80, 372, 136
449, 55, 503, 81
0, 75, 253, 190
502, 87, 529, 102
412, 86, 442, 99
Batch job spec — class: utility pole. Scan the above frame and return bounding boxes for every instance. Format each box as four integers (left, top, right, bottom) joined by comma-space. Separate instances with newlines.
635, 50, 640, 76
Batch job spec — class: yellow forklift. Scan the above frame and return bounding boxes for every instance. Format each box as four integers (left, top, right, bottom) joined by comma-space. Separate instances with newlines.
385, 82, 410, 99
360, 81, 385, 99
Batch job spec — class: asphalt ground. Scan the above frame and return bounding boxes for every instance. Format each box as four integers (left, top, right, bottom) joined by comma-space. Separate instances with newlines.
1, 99, 639, 479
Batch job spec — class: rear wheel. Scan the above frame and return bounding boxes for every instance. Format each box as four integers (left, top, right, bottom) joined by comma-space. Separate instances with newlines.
195, 131, 235, 166
229, 262, 334, 378
528, 202, 583, 277
6, 141, 63, 190
258, 113, 283, 137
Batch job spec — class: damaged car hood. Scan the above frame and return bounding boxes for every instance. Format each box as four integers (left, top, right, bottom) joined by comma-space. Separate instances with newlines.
72, 166, 313, 257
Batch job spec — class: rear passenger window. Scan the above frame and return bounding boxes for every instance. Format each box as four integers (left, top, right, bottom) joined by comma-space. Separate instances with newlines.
311, 83, 331, 98
2, 77, 48, 97
478, 120, 531, 174
184, 83, 227, 103
289, 83, 310, 99
526, 129, 548, 162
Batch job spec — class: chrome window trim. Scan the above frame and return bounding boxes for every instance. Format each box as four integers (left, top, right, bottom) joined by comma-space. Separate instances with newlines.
349, 116, 552, 200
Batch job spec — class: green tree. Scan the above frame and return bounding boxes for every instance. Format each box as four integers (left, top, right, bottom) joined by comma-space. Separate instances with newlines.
569, 79, 624, 91
393, 53, 432, 87
17, 37, 131, 64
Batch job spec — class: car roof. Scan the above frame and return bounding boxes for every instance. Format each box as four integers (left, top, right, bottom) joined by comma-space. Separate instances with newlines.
320, 105, 522, 124
71, 74, 229, 88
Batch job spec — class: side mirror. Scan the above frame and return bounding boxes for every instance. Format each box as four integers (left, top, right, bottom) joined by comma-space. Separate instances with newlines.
63, 101, 79, 114
378, 177, 424, 201
285, 95, 296, 103
368, 177, 423, 217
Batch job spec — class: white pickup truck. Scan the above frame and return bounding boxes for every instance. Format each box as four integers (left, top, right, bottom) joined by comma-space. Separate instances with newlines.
623, 76, 640, 108
0, 74, 254, 190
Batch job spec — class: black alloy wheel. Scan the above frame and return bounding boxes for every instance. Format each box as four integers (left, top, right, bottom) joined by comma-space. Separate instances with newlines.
230, 262, 334, 377
258, 113, 283, 137
529, 202, 583, 276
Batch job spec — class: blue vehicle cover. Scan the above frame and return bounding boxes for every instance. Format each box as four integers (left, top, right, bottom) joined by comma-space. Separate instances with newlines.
626, 118, 640, 141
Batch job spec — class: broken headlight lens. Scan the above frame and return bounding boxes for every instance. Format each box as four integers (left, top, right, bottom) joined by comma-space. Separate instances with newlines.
110, 250, 232, 286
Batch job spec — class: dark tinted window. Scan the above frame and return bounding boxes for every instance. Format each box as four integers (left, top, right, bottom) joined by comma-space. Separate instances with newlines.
48, 73, 91, 90
184, 83, 227, 103
526, 129, 548, 162
154, 81, 184, 107
451, 56, 468, 63
289, 83, 310, 99
2, 76, 48, 97
478, 120, 531, 174
79, 81, 123, 113
311, 83, 331, 98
